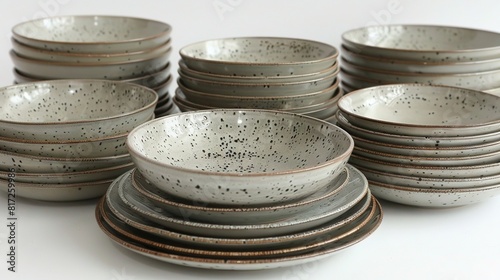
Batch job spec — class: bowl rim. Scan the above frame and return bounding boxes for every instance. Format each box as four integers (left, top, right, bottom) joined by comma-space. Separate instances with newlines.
126, 109, 354, 178
0, 148, 131, 162
179, 36, 339, 66
0, 130, 130, 145
0, 162, 134, 178
337, 83, 500, 130
341, 24, 500, 54
12, 15, 172, 46
0, 80, 157, 126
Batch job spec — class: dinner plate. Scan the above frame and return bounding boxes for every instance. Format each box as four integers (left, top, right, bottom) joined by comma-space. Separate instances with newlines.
105, 173, 372, 250
95, 196, 382, 270
115, 167, 369, 238
130, 166, 350, 225
99, 193, 376, 259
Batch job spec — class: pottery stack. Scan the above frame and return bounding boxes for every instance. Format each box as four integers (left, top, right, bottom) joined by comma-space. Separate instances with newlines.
340, 25, 500, 95
9, 15, 176, 117
173, 37, 342, 123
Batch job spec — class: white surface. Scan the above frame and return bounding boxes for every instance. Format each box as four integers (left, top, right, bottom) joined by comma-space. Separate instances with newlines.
1, 0, 500, 279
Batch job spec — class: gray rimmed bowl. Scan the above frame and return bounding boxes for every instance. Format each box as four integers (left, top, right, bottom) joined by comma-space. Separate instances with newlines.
0, 80, 157, 141
127, 109, 354, 206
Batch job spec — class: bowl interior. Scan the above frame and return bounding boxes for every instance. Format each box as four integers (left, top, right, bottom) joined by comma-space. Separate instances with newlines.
180, 37, 338, 64
338, 84, 500, 127
128, 110, 353, 174
13, 16, 171, 44
0, 80, 157, 123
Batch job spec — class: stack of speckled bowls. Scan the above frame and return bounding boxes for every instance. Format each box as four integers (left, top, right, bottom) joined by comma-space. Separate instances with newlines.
0, 80, 157, 201
9, 15, 176, 117
95, 109, 383, 270
173, 37, 342, 123
340, 25, 500, 95
337, 83, 500, 208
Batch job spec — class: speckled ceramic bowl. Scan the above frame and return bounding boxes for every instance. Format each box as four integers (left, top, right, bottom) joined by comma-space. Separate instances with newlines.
12, 15, 172, 53
10, 49, 171, 80
0, 80, 157, 141
177, 78, 340, 109
0, 178, 113, 201
336, 112, 500, 147
338, 84, 500, 137
0, 149, 131, 173
0, 132, 130, 158
0, 162, 133, 184
131, 166, 350, 225
342, 25, 500, 62
178, 68, 338, 97
11, 38, 172, 64
368, 180, 500, 208
340, 59, 500, 91
127, 109, 354, 206
178, 59, 339, 83
180, 37, 338, 76
356, 165, 500, 189
341, 44, 500, 74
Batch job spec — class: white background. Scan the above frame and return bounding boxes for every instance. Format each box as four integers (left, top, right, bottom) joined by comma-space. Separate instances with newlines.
1, 0, 500, 279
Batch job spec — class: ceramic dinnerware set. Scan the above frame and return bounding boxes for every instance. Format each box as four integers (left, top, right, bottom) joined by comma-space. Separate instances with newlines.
0, 80, 157, 201
340, 25, 500, 95
173, 37, 342, 123
95, 109, 383, 269
337, 83, 500, 207
9, 15, 176, 117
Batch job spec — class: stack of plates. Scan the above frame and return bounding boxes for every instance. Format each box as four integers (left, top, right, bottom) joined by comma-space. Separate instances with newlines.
0, 80, 158, 201
95, 109, 383, 270
173, 37, 342, 123
340, 25, 500, 95
336, 84, 500, 207
9, 15, 176, 117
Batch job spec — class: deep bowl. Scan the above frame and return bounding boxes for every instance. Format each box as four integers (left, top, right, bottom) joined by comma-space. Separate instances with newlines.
342, 25, 500, 62
0, 80, 157, 141
180, 37, 338, 76
127, 109, 354, 206
337, 84, 500, 137
12, 15, 172, 53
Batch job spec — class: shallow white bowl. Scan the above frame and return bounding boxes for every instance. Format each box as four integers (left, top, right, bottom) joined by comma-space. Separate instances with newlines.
177, 78, 340, 109
178, 68, 338, 97
1, 149, 131, 173
12, 15, 172, 53
180, 37, 338, 76
356, 165, 500, 189
11, 37, 171, 64
368, 180, 500, 208
342, 25, 500, 62
337, 84, 500, 137
178, 59, 339, 83
0, 80, 157, 141
127, 109, 354, 206
341, 59, 500, 91
341, 44, 500, 74
10, 48, 171, 80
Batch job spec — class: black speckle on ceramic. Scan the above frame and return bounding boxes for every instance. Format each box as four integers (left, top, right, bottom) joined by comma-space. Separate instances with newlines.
128, 109, 354, 206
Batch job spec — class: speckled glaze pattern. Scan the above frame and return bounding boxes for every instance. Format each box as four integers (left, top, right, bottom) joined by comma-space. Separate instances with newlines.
127, 109, 354, 206
342, 25, 500, 62
131, 166, 350, 225
116, 168, 369, 238
12, 16, 172, 53
338, 84, 500, 136
104, 172, 372, 250
0, 80, 157, 141
180, 37, 338, 76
